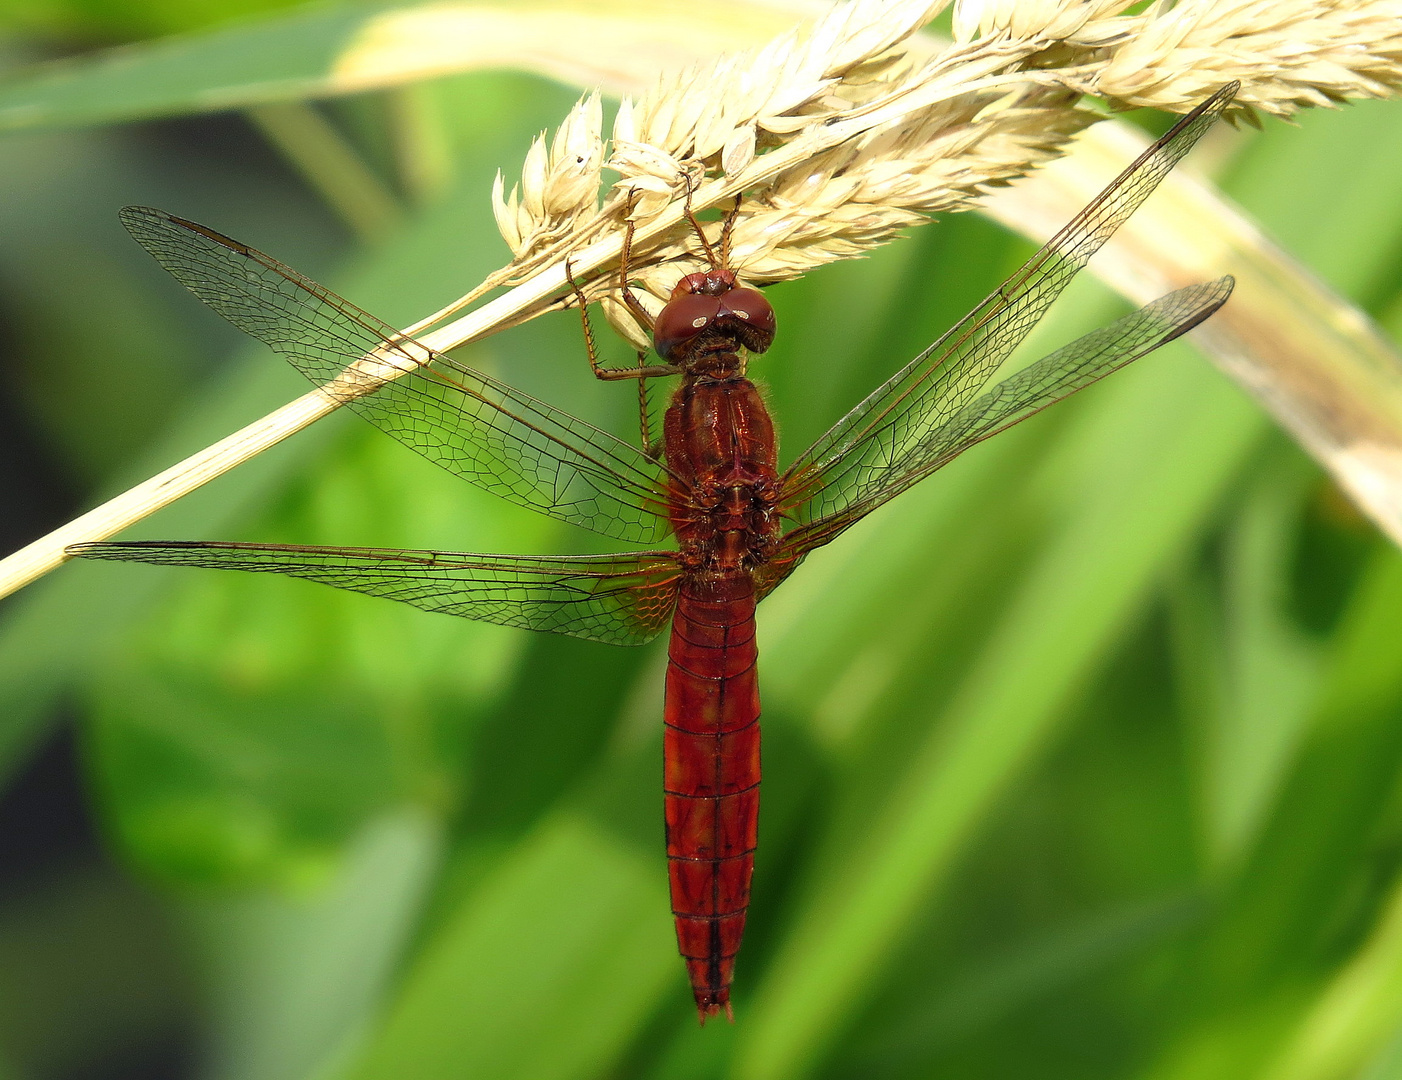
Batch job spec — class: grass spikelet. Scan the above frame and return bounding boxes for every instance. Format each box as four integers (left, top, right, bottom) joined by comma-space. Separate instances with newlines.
479, 0, 1402, 350
1095, 0, 1402, 115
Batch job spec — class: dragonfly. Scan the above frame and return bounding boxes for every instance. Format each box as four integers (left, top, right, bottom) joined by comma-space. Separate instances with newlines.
70, 83, 1237, 1022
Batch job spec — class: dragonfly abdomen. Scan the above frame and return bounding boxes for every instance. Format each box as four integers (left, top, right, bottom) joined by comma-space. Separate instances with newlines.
664, 572, 761, 1022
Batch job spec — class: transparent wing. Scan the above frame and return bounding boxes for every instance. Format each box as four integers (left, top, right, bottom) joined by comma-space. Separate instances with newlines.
753, 549, 808, 605
778, 277, 1234, 557
120, 207, 675, 546
69, 541, 681, 646
779, 82, 1238, 532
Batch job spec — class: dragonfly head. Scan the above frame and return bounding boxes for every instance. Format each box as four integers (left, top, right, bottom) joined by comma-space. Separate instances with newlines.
653, 269, 776, 366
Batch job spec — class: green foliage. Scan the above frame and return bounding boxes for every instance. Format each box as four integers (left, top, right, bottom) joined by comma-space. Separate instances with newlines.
0, 0, 314, 41
2, 5, 1402, 1080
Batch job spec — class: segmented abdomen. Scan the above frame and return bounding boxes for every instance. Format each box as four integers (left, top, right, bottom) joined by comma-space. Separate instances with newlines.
664, 572, 761, 1022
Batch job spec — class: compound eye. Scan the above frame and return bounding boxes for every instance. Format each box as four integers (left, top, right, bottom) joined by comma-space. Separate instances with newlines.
654, 292, 721, 361
718, 287, 776, 352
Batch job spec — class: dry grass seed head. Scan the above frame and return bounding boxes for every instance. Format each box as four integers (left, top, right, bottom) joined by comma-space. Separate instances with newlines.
484, 0, 1402, 350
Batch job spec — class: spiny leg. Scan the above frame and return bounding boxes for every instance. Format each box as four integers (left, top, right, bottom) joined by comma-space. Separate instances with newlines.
564, 261, 674, 452
566, 257, 609, 380
680, 174, 721, 269
564, 194, 672, 454
637, 373, 660, 458
719, 193, 741, 271
617, 204, 658, 332
565, 258, 674, 382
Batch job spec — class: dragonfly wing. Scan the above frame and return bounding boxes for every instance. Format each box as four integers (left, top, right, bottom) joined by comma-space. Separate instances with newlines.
120, 207, 674, 546
70, 541, 681, 646
780, 83, 1237, 532
753, 549, 808, 604
779, 277, 1235, 557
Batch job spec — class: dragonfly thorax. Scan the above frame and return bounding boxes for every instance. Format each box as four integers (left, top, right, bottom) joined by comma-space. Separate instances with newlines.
664, 376, 781, 573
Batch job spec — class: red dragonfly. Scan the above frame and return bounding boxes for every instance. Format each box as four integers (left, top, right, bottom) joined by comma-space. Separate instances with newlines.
71, 84, 1236, 1021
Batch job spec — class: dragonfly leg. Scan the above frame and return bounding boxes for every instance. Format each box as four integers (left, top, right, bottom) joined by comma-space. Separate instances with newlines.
719, 193, 741, 271
565, 258, 677, 388
637, 374, 666, 458
680, 173, 721, 269
618, 203, 659, 332
638, 374, 652, 454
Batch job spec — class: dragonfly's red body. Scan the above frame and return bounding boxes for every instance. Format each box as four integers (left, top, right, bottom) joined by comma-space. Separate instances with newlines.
664, 576, 761, 1017
71, 86, 1239, 1021
658, 286, 780, 1016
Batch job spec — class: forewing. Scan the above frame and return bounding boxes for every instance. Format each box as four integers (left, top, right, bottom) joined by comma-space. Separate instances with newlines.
780, 82, 1238, 531
69, 541, 681, 646
778, 277, 1234, 557
120, 207, 674, 546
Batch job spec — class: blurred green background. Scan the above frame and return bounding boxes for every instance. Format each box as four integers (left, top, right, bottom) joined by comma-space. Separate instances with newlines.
3, 2, 1402, 1080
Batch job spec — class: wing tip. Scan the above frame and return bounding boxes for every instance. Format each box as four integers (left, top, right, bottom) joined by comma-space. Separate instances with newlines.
118, 204, 172, 235
1159, 275, 1235, 345
118, 204, 249, 257
1208, 80, 1241, 109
